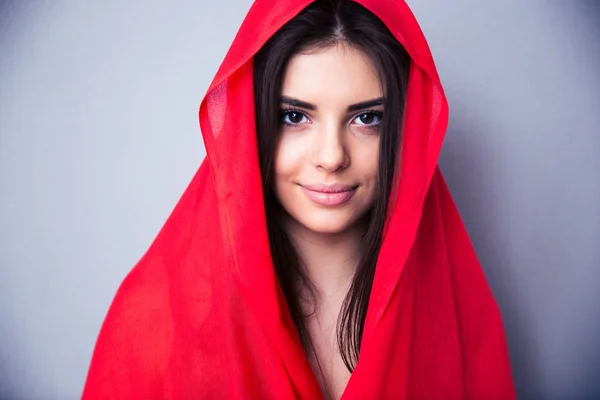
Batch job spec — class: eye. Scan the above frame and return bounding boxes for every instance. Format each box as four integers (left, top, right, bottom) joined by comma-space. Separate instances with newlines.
352, 111, 383, 126
281, 110, 309, 125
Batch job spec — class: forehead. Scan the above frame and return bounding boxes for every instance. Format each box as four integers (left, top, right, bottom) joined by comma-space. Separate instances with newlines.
281, 44, 382, 106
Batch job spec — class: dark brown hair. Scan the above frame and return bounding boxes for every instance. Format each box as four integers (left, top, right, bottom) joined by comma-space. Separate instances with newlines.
254, 0, 410, 372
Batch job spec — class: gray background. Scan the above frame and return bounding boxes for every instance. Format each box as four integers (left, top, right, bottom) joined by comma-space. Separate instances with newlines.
0, 0, 598, 399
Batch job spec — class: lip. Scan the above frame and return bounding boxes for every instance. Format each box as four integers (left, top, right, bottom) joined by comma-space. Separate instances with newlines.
300, 184, 358, 206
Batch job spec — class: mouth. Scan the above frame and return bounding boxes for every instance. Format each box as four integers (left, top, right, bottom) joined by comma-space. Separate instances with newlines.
300, 184, 358, 207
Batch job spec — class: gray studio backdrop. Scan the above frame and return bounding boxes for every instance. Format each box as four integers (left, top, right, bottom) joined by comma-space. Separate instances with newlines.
1, 1, 598, 399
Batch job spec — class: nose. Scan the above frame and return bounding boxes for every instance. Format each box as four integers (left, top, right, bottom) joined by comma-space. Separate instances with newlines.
312, 121, 349, 172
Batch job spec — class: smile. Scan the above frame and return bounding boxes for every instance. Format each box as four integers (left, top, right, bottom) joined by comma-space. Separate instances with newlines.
300, 184, 358, 206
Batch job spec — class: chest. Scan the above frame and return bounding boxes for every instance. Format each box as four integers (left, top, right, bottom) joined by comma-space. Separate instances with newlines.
305, 310, 352, 400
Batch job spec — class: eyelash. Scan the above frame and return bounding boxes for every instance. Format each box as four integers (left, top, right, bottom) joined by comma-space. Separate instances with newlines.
279, 107, 383, 130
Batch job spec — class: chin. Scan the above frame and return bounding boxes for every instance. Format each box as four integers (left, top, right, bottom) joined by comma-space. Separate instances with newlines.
303, 220, 352, 235
275, 189, 375, 237
288, 210, 366, 236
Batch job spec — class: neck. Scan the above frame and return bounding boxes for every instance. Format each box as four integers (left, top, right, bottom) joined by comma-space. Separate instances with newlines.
282, 214, 364, 303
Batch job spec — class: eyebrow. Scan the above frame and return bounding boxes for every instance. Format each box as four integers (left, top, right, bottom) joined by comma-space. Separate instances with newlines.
280, 96, 384, 112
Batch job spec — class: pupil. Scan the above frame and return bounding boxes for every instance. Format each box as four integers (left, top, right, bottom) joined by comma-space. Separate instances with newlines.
290, 112, 301, 123
361, 113, 374, 124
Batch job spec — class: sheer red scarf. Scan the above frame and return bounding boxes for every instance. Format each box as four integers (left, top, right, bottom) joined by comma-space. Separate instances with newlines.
82, 0, 515, 398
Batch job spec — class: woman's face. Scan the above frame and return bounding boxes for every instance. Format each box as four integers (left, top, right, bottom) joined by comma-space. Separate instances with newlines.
274, 44, 382, 236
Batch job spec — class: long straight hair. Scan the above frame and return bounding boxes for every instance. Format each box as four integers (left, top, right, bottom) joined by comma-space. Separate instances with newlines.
254, 0, 410, 372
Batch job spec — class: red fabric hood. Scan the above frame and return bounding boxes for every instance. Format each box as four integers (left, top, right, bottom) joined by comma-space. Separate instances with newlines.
82, 1, 516, 398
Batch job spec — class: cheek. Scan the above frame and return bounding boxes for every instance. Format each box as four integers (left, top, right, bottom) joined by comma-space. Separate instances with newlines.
273, 142, 290, 181
274, 136, 305, 180
353, 138, 380, 182
273, 141, 296, 202
352, 139, 380, 206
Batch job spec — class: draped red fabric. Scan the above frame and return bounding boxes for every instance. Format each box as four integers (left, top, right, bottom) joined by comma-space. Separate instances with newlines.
82, 0, 516, 398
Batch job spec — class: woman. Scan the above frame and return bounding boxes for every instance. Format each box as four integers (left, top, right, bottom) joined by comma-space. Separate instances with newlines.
82, 0, 515, 399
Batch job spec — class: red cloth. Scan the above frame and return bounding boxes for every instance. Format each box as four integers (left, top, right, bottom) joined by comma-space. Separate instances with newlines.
82, 0, 516, 398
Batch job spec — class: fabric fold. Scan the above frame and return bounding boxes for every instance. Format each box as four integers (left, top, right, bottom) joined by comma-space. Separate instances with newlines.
82, 1, 515, 398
